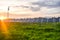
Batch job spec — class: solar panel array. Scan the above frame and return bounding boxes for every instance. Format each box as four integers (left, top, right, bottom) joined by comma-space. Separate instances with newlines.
5, 17, 60, 22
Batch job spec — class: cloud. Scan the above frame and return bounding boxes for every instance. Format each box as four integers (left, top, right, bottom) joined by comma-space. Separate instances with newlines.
31, 0, 60, 8
38, 7, 60, 14
20, 5, 29, 8
30, 6, 40, 11
20, 5, 40, 11
46, 7, 60, 14
19, 0, 60, 12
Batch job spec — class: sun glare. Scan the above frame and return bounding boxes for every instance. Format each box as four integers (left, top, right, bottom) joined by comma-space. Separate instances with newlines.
0, 16, 10, 37
0, 16, 7, 20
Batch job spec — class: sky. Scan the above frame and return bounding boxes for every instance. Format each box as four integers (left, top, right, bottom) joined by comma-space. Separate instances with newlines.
0, 0, 60, 18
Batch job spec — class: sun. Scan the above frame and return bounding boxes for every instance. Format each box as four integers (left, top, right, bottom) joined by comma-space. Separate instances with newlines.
0, 16, 7, 20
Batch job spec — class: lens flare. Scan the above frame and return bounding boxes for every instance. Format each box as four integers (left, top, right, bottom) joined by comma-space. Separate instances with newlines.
0, 16, 10, 38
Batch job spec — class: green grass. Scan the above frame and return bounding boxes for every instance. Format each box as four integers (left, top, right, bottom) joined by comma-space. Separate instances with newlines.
0, 22, 60, 40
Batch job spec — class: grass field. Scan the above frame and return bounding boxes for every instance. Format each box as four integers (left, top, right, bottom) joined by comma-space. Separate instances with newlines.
0, 22, 60, 40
